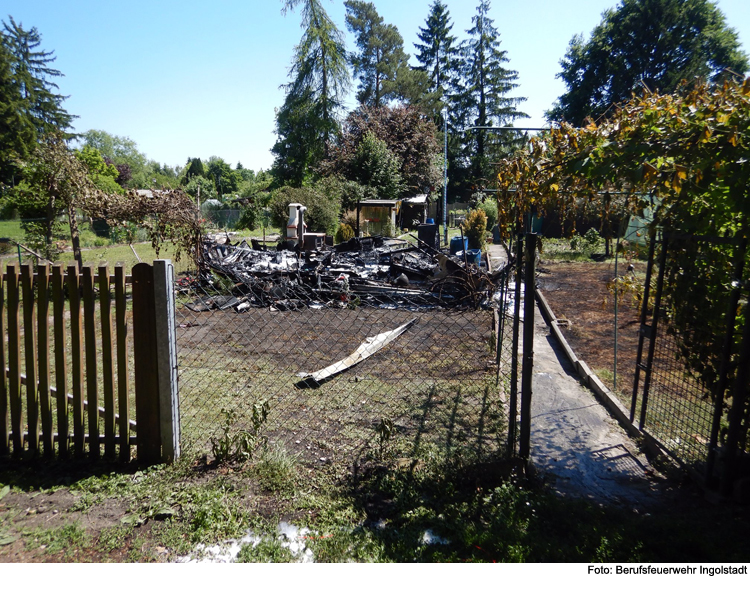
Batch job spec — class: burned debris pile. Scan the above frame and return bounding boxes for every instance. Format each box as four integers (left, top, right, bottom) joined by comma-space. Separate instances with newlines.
181, 234, 507, 313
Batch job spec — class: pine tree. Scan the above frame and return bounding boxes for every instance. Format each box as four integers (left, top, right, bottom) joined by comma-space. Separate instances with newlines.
0, 41, 35, 185
414, 0, 458, 101
345, 1, 431, 110
2, 16, 74, 137
273, 0, 349, 186
451, 0, 527, 195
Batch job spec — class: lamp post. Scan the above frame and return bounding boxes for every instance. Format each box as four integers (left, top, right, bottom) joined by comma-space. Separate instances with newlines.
441, 106, 448, 247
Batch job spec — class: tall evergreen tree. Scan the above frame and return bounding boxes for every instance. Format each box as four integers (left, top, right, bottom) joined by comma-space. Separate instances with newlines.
451, 0, 527, 195
2, 16, 74, 137
0, 17, 74, 187
273, 0, 350, 186
0, 41, 34, 186
414, 0, 458, 102
345, 1, 429, 109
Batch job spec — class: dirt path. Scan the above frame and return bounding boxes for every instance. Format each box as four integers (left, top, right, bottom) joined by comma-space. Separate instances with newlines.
528, 300, 667, 509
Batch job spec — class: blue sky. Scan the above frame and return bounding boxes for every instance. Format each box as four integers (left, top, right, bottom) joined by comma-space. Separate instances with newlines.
3, 0, 749, 172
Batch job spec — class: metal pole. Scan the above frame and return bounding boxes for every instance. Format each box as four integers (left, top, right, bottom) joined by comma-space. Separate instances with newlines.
442, 107, 448, 247
519, 233, 536, 460
721, 296, 750, 496
614, 234, 619, 392
508, 234, 522, 456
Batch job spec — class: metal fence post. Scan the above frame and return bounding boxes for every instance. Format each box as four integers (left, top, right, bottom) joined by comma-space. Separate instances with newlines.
508, 234, 522, 456
519, 233, 536, 460
154, 260, 180, 461
721, 297, 750, 497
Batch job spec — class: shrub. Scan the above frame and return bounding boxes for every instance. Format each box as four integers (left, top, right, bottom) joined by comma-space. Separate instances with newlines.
335, 222, 355, 243
236, 205, 258, 231
461, 209, 488, 250
570, 228, 602, 252
477, 199, 498, 229
269, 186, 341, 235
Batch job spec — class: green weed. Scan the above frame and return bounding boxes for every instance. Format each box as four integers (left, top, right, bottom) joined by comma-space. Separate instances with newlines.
24, 523, 89, 557
252, 446, 298, 493
237, 537, 294, 563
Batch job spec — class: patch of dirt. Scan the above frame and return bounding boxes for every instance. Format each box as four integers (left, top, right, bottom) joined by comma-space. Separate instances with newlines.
537, 258, 645, 404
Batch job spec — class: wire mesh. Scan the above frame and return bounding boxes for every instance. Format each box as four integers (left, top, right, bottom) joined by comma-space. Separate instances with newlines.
638, 233, 748, 474
641, 327, 716, 465
175, 237, 515, 467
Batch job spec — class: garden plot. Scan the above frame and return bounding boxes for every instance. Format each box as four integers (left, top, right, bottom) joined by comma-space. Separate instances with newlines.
175, 304, 506, 466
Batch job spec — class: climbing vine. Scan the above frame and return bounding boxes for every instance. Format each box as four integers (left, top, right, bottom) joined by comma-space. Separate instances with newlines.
496, 77, 750, 419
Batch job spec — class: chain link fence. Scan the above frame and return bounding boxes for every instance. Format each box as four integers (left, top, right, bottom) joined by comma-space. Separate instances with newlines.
174, 236, 515, 468
632, 232, 749, 485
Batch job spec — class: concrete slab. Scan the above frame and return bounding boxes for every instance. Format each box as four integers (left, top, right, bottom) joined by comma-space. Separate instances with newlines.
527, 300, 667, 509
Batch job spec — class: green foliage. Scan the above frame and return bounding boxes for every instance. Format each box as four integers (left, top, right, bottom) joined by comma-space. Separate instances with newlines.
75, 145, 123, 194
211, 403, 270, 464
351, 132, 404, 199
184, 175, 217, 204
548, 0, 749, 125
461, 208, 488, 250
273, 0, 350, 186
323, 105, 442, 195
476, 198, 498, 229
570, 228, 603, 252
236, 205, 259, 232
252, 447, 299, 493
183, 157, 205, 180
205, 156, 240, 196
335, 222, 355, 243
24, 523, 89, 558
237, 538, 294, 563
80, 129, 149, 189
415, 0, 458, 102
0, 17, 75, 189
448, 0, 527, 196
345, 1, 428, 108
498, 78, 750, 437
315, 176, 375, 212
269, 184, 341, 235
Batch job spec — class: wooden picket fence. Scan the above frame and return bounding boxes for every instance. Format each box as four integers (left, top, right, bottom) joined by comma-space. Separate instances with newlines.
0, 260, 179, 463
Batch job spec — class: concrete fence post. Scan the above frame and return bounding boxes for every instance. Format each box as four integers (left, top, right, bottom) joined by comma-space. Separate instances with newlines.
153, 260, 180, 461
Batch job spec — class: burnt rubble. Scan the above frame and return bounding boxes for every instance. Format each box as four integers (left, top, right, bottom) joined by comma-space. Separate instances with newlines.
182, 235, 508, 312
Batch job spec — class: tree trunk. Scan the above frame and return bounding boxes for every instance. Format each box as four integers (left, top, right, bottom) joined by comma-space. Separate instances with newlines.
45, 196, 56, 261
68, 204, 83, 270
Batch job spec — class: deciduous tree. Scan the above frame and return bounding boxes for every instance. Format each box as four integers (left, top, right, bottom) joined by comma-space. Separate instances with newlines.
322, 104, 442, 196
547, 0, 749, 125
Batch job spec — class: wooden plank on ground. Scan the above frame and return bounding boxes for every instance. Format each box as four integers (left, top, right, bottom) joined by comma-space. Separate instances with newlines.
132, 263, 160, 463
21, 264, 38, 455
52, 265, 68, 458
82, 265, 99, 459
99, 264, 116, 459
67, 265, 85, 457
37, 264, 53, 458
115, 265, 130, 461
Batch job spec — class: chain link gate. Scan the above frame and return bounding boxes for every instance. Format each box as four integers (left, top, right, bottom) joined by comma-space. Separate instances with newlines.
174, 237, 517, 470
631, 231, 750, 491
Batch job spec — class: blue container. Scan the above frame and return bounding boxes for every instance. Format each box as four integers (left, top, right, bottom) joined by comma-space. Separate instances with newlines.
467, 248, 482, 266
426, 217, 435, 225
450, 236, 468, 255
